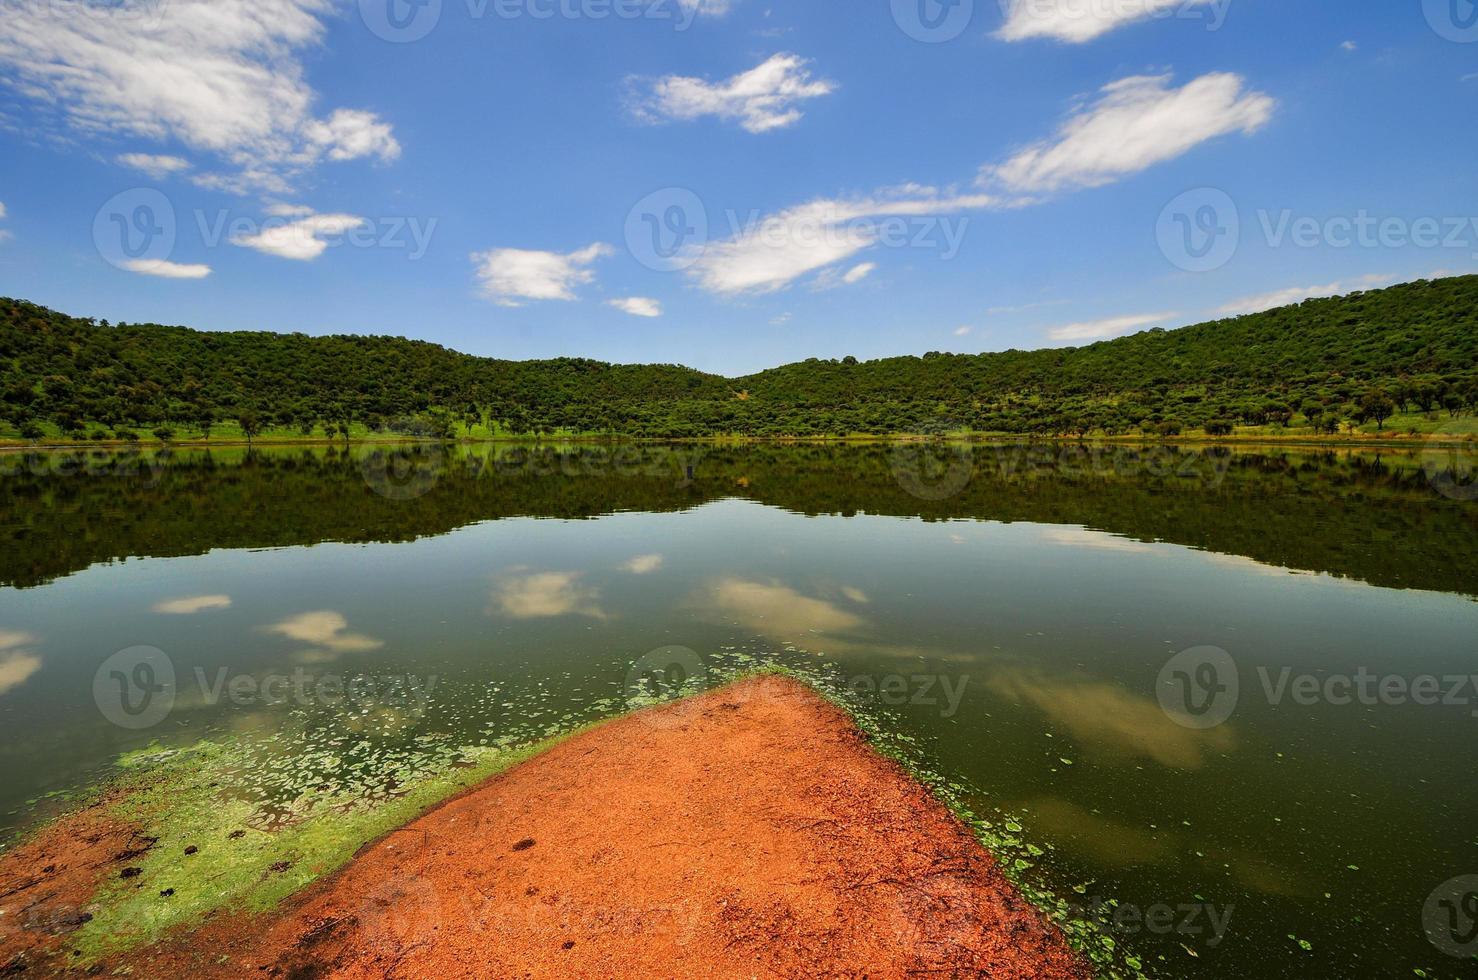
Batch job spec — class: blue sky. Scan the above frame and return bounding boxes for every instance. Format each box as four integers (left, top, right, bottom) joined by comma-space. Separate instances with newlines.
0, 0, 1475, 375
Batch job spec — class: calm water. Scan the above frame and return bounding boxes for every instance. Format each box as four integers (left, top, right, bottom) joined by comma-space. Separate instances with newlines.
1, 442, 1475, 978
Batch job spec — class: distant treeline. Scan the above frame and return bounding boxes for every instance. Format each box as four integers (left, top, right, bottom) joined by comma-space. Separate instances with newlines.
3, 275, 1477, 438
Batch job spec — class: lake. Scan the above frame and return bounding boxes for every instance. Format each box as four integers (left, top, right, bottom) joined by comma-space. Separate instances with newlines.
1, 441, 1475, 978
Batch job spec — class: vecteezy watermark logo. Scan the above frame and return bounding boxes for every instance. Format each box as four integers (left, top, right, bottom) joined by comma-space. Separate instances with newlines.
1073, 896, 1235, 948
1157, 188, 1239, 273
889, 439, 975, 501
1421, 424, 1478, 502
1424, 875, 1478, 958
94, 653, 441, 729
360, 0, 444, 41
625, 188, 708, 273
892, 0, 974, 42
93, 188, 176, 273
357, 871, 443, 955
360, 445, 446, 500
1424, 0, 1478, 42
624, 646, 707, 728
94, 646, 176, 730
1255, 210, 1478, 258
1157, 646, 1240, 729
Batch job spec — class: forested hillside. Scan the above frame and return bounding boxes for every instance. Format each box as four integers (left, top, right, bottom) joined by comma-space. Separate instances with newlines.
3, 275, 1476, 439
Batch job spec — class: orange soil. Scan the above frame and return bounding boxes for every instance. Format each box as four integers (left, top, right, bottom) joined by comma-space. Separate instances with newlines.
0, 790, 147, 974
16, 676, 1092, 978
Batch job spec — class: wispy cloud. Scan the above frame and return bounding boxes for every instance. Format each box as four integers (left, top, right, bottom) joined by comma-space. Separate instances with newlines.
122, 258, 213, 279
700, 577, 868, 649
472, 243, 613, 306
691, 187, 992, 296
116, 153, 192, 179
1045, 311, 1175, 343
986, 667, 1234, 768
491, 570, 607, 620
233, 213, 367, 261
996, 0, 1221, 43
621, 554, 665, 575
986, 298, 1071, 316
628, 53, 836, 133
984, 73, 1274, 195
0, 0, 400, 194
607, 297, 663, 318
153, 594, 233, 615
0, 631, 41, 697
264, 611, 383, 653
1213, 274, 1393, 317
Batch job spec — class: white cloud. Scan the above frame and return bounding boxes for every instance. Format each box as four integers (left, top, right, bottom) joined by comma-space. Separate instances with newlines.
265, 611, 383, 652
621, 554, 665, 575
691, 188, 993, 296
985, 73, 1274, 195
1045, 311, 1175, 343
954, 325, 973, 336
232, 213, 366, 261
0, 632, 41, 697
1341, 40, 1358, 52
0, 0, 399, 194
842, 262, 876, 284
116, 152, 192, 179
628, 53, 836, 133
702, 577, 868, 649
491, 571, 607, 620
0, 201, 7, 243
302, 108, 400, 163
264, 202, 315, 218
1041, 527, 1157, 554
607, 297, 663, 318
472, 243, 613, 306
0, 202, 6, 220
986, 298, 1071, 316
0, 631, 36, 652
678, 0, 734, 12
153, 594, 232, 615
1213, 274, 1393, 317
997, 0, 1219, 43
0, 651, 41, 697
121, 258, 213, 279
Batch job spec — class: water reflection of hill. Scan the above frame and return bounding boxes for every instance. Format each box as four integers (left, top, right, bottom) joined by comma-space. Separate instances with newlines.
1, 443, 1472, 596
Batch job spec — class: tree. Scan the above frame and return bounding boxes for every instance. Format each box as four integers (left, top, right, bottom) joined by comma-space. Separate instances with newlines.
153, 426, 175, 443
1359, 392, 1396, 431
18, 419, 44, 441
1205, 419, 1234, 437
238, 409, 262, 447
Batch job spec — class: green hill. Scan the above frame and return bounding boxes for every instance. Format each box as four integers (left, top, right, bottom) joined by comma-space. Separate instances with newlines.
3, 275, 1476, 439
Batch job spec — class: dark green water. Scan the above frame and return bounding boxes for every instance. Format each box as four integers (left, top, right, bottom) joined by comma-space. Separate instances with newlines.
1, 442, 1475, 977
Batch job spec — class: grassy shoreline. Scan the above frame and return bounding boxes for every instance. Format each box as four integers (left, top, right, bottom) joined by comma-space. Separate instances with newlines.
0, 426, 1471, 453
